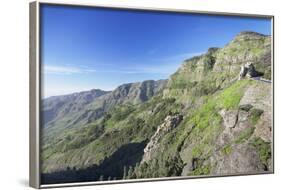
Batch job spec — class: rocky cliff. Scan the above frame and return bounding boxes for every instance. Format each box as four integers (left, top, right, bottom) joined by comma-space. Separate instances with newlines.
41, 31, 272, 184
142, 114, 183, 163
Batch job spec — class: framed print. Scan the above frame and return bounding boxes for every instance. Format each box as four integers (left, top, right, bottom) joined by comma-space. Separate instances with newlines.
29, 1, 274, 188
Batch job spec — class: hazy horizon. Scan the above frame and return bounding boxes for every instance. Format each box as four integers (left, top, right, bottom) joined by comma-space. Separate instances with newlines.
41, 4, 271, 98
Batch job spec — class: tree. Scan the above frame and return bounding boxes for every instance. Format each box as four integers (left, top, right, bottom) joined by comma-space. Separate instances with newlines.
122, 166, 127, 179
127, 166, 134, 179
99, 175, 104, 181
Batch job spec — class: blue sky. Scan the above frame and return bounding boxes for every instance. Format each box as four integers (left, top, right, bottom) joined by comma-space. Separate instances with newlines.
40, 4, 271, 98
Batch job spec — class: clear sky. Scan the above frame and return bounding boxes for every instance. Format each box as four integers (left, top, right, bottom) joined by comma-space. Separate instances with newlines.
40, 4, 271, 98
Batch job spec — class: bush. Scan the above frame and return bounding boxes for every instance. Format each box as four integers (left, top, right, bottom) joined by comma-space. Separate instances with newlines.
249, 108, 264, 125
110, 105, 135, 122
190, 165, 211, 175
203, 54, 216, 72
250, 137, 271, 168
221, 145, 233, 155
131, 153, 184, 179
234, 127, 255, 144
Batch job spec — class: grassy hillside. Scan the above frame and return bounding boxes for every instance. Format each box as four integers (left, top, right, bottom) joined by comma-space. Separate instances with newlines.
41, 31, 272, 184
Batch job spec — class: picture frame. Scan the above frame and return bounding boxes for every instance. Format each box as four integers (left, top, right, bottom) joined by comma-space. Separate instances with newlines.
30, 1, 274, 188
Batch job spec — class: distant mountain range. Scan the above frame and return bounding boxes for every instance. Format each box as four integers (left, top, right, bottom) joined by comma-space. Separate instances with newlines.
41, 31, 272, 184
43, 79, 167, 132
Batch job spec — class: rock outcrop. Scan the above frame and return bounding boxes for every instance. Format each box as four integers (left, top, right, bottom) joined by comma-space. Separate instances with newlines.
219, 109, 238, 128
211, 143, 265, 174
142, 114, 183, 163
238, 62, 261, 80
42, 31, 272, 181
210, 81, 272, 175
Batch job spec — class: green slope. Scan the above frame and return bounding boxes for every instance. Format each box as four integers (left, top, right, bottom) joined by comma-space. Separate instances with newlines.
41, 31, 272, 184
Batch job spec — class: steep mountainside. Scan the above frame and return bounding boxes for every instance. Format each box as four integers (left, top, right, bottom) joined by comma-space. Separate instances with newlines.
41, 31, 272, 184
42, 79, 167, 154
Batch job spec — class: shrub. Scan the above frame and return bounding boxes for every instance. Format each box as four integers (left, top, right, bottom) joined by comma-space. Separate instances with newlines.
234, 127, 255, 144
221, 145, 232, 155
190, 165, 211, 175
249, 108, 264, 125
250, 137, 271, 168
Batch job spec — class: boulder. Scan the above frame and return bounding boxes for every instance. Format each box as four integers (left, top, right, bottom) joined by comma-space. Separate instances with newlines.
238, 62, 260, 80
219, 109, 238, 128
211, 144, 265, 175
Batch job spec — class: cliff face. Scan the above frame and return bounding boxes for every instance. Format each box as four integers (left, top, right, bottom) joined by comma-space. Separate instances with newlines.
134, 31, 272, 177
164, 31, 271, 100
180, 80, 272, 176
41, 31, 272, 184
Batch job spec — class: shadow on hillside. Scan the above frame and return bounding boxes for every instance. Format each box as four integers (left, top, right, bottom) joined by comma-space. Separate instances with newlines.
41, 140, 147, 184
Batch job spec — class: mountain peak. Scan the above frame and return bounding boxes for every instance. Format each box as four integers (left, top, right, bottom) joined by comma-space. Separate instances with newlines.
237, 31, 266, 36
207, 47, 220, 54
233, 31, 268, 41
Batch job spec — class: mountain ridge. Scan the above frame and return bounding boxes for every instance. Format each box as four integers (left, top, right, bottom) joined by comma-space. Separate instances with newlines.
41, 31, 272, 184
42, 79, 168, 144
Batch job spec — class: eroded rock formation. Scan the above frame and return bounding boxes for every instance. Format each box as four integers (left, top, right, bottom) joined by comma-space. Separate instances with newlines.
142, 114, 183, 163
238, 62, 261, 80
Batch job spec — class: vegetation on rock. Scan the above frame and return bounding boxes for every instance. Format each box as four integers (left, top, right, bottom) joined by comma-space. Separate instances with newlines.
41, 31, 272, 184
